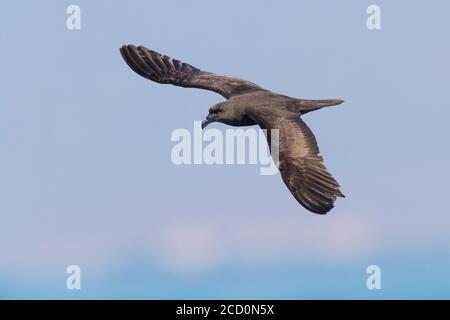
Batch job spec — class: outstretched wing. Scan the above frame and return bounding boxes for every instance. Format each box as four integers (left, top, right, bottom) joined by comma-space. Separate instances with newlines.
247, 106, 344, 214
120, 45, 265, 99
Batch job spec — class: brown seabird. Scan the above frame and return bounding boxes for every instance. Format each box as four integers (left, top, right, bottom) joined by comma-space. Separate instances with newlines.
120, 44, 345, 214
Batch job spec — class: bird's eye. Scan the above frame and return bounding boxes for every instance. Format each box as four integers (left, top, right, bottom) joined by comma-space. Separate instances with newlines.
210, 107, 222, 114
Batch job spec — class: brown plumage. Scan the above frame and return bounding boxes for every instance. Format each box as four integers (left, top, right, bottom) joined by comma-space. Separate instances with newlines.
120, 44, 345, 214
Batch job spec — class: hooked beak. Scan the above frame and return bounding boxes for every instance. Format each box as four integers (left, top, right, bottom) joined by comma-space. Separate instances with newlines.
201, 115, 216, 129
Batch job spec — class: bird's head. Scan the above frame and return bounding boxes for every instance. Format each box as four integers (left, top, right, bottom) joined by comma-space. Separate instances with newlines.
202, 103, 232, 129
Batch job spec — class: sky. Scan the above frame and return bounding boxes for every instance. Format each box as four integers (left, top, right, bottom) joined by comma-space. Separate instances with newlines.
1, 0, 450, 299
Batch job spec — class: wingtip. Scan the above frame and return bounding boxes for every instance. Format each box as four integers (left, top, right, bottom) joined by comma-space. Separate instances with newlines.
119, 44, 131, 56
120, 44, 139, 52
310, 204, 334, 215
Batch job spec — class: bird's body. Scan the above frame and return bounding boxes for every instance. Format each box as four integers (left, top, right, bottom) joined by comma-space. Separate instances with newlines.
120, 44, 345, 214
212, 91, 343, 125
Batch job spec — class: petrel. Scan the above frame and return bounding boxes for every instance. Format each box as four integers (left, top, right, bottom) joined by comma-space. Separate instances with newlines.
120, 45, 345, 214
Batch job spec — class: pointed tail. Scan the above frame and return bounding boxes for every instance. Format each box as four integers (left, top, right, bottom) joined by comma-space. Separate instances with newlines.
296, 99, 344, 115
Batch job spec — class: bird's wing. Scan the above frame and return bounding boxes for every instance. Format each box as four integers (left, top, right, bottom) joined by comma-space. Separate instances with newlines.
120, 45, 265, 99
246, 106, 344, 214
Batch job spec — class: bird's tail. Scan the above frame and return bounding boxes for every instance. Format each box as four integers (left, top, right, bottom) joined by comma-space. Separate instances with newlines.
295, 99, 344, 115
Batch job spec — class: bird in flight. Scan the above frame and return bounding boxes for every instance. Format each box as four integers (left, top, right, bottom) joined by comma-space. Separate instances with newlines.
120, 44, 345, 214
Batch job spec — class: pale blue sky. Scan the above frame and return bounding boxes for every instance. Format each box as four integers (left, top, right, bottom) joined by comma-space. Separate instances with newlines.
1, 0, 450, 299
